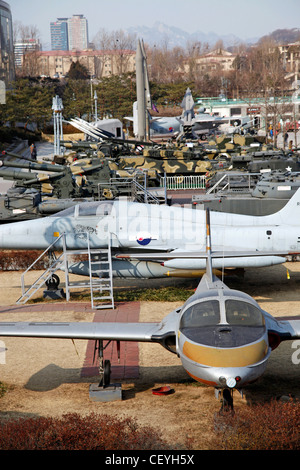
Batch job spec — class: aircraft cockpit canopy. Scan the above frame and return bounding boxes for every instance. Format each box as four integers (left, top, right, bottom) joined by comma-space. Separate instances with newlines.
50, 201, 114, 218
225, 299, 265, 326
179, 297, 265, 347
180, 299, 220, 329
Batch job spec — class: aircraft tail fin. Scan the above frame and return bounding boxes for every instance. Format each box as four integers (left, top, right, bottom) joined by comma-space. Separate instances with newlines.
205, 209, 214, 282
264, 187, 300, 225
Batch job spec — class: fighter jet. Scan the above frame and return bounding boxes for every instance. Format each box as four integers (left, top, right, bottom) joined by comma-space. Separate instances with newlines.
0, 210, 299, 410
125, 100, 182, 138
127, 88, 224, 140
0, 189, 299, 279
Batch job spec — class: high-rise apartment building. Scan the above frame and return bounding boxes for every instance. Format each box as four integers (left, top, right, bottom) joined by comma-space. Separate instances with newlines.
67, 14, 88, 50
50, 18, 68, 51
50, 14, 89, 51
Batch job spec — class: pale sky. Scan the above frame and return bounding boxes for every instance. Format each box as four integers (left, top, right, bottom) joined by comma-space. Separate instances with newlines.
10, 0, 300, 49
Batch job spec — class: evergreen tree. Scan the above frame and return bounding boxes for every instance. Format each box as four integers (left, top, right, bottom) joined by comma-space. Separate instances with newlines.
67, 61, 90, 80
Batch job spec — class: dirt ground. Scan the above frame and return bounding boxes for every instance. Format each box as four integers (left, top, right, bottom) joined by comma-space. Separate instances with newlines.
0, 263, 300, 449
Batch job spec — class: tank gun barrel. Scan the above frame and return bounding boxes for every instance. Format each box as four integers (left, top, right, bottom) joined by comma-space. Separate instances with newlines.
0, 168, 44, 181
0, 155, 65, 173
1, 150, 31, 160
62, 141, 99, 150
0, 167, 67, 184
71, 162, 109, 176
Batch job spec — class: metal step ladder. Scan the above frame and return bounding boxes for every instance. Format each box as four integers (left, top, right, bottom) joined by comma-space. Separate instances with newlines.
88, 237, 114, 310
16, 236, 67, 305
16, 233, 115, 309
16, 256, 63, 304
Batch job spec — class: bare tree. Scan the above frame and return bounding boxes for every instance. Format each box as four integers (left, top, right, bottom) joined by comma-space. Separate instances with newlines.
146, 44, 186, 83
185, 40, 202, 81
92, 28, 113, 50
13, 21, 41, 77
92, 29, 136, 76
13, 21, 41, 43
111, 30, 137, 74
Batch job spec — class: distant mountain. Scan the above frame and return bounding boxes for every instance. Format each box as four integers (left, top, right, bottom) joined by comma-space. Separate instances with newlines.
259, 28, 300, 44
125, 21, 258, 49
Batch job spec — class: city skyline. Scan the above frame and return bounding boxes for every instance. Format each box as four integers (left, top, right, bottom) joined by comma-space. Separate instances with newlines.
51, 14, 89, 51
10, 0, 300, 50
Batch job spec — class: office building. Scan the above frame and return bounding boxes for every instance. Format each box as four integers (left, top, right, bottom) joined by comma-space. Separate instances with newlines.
50, 18, 68, 51
14, 38, 41, 68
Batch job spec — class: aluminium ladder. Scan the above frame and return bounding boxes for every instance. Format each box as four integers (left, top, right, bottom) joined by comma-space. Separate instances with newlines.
16, 233, 115, 309
87, 236, 114, 310
16, 234, 68, 305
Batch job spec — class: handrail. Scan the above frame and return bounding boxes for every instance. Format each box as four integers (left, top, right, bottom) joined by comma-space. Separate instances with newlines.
98, 177, 161, 204
133, 180, 161, 204
206, 174, 228, 194
20, 233, 66, 296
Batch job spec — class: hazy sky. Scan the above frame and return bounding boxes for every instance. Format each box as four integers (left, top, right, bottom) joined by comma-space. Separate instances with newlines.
10, 0, 300, 49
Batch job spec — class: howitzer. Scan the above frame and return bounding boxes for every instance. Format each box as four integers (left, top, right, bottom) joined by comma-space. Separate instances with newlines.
0, 166, 78, 199
0, 153, 141, 201
0, 155, 66, 173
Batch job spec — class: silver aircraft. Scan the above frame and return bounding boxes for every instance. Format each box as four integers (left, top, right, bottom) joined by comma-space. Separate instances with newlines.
0, 210, 299, 410
0, 189, 300, 278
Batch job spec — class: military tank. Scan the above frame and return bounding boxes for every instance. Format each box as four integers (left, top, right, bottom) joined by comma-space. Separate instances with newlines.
60, 139, 213, 177
109, 146, 212, 178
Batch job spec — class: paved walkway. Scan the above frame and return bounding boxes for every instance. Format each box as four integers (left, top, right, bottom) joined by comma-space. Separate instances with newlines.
0, 301, 140, 381
81, 302, 140, 380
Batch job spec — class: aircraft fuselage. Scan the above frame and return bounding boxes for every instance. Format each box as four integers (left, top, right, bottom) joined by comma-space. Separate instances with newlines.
0, 201, 298, 257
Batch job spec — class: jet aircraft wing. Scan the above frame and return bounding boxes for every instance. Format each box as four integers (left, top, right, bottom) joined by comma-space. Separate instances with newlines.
263, 312, 300, 340
0, 309, 179, 343
0, 321, 158, 341
0, 312, 299, 345
276, 318, 300, 339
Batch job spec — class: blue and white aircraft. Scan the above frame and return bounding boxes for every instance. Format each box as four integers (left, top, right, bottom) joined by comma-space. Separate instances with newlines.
0, 189, 300, 278
0, 210, 299, 409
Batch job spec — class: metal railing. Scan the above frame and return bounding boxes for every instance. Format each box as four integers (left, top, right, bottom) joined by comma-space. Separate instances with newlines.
98, 177, 162, 204
160, 175, 206, 190
206, 173, 257, 194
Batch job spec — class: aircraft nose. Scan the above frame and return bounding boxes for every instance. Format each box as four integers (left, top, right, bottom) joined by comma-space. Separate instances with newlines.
218, 376, 241, 388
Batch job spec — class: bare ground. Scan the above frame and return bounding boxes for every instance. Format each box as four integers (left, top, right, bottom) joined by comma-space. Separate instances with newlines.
0, 263, 300, 449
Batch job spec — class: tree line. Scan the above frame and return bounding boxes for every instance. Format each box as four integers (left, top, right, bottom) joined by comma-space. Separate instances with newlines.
2, 26, 298, 134
0, 73, 195, 133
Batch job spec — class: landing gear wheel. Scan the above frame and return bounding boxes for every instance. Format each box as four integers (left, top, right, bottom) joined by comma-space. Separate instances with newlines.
220, 388, 234, 414
45, 274, 60, 290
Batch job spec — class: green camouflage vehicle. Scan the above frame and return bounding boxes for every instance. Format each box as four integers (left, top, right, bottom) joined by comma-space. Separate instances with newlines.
109, 146, 212, 177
